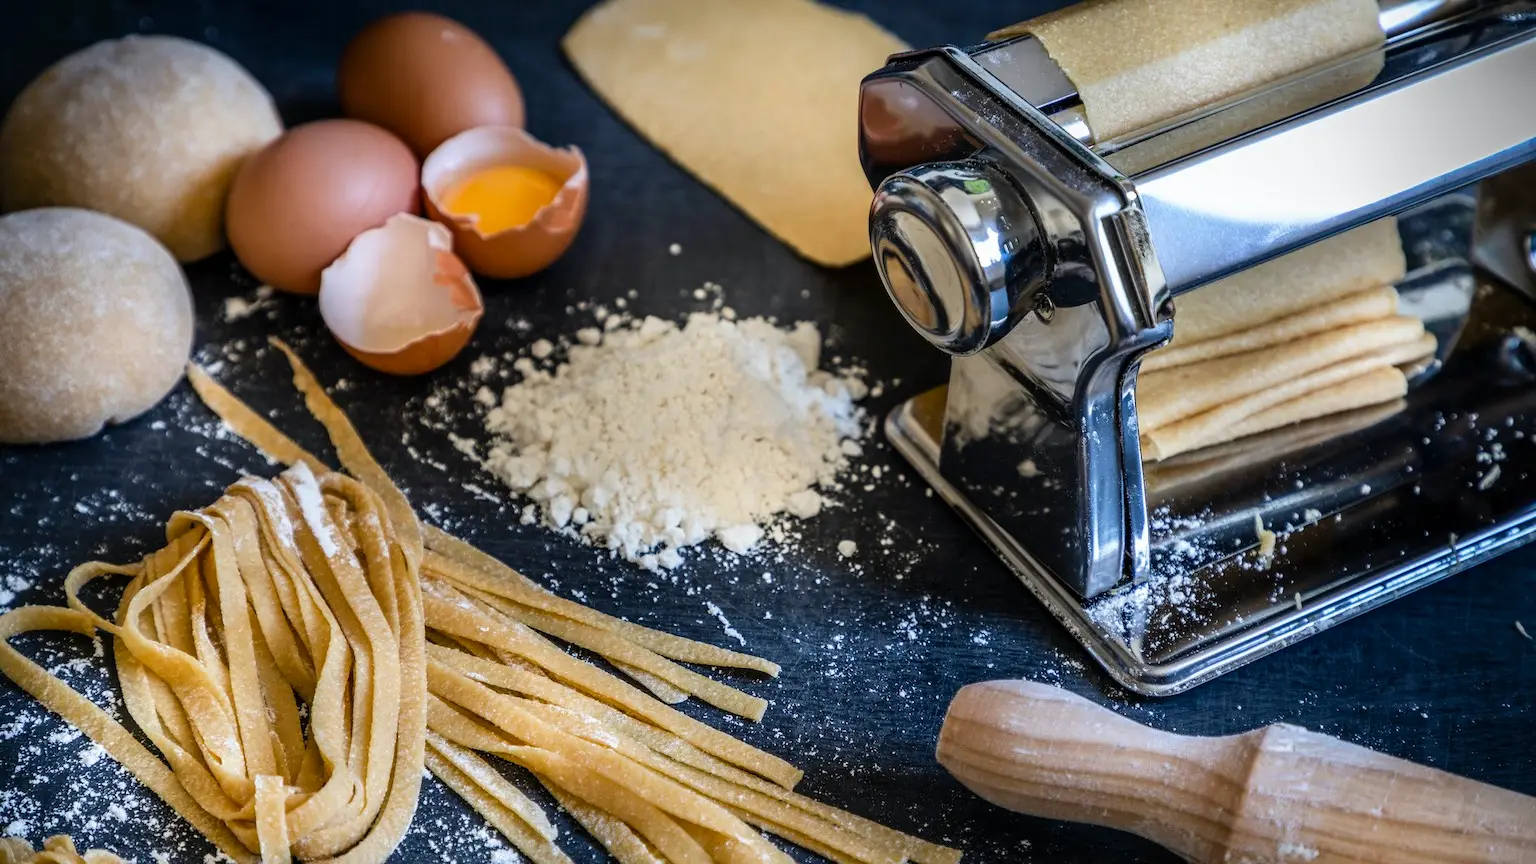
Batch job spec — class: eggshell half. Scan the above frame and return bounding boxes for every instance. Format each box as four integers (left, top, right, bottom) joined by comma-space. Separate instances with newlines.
319, 213, 483, 376
422, 126, 588, 280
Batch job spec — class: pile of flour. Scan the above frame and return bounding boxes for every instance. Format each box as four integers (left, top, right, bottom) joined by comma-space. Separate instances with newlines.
482, 313, 865, 569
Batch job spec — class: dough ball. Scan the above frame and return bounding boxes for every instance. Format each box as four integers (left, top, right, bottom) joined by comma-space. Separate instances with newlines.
0, 35, 282, 262
0, 208, 194, 444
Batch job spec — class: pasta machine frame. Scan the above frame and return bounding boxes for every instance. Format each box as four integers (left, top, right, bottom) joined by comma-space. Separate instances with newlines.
858, 0, 1536, 694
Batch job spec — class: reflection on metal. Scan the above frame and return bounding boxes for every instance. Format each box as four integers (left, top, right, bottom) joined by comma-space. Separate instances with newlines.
871, 160, 1046, 355
859, 4, 1536, 691
888, 255, 1536, 694
1473, 160, 1536, 301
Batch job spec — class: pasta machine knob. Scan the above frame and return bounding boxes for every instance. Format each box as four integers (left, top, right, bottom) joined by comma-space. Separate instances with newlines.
870, 160, 1045, 356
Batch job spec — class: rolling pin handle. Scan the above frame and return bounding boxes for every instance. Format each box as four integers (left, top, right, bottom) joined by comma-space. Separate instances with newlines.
938, 680, 1536, 864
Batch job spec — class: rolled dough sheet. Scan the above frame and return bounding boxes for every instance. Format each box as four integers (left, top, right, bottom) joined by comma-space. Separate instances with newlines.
1138, 315, 1426, 431
1141, 332, 1434, 460
1145, 398, 1405, 494
1148, 366, 1408, 459
1164, 217, 1406, 347
1143, 284, 1398, 372
992, 0, 1383, 142
563, 0, 906, 267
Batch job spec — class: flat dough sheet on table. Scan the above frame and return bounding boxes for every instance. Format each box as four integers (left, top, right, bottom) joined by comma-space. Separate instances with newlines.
991, 0, 1384, 142
563, 0, 906, 267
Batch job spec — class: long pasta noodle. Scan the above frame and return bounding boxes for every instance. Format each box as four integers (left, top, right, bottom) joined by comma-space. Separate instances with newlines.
0, 342, 958, 864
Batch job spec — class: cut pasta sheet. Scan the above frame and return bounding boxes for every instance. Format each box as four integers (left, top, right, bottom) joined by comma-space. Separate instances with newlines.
0, 338, 959, 864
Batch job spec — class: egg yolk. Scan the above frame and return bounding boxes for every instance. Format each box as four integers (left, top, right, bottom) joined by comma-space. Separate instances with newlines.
442, 165, 563, 234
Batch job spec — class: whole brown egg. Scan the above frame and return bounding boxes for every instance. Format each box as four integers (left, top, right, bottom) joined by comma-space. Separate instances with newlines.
338, 12, 525, 158
225, 119, 419, 294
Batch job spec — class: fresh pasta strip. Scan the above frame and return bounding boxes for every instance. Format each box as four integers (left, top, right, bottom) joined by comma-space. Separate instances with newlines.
0, 347, 959, 864
613, 660, 692, 705
0, 605, 256, 862
425, 730, 558, 842
423, 745, 576, 864
455, 580, 771, 720
421, 580, 801, 788
268, 339, 423, 573
426, 643, 911, 864
186, 365, 328, 475
422, 536, 782, 676
0, 835, 129, 864
541, 780, 667, 864
0, 466, 426, 864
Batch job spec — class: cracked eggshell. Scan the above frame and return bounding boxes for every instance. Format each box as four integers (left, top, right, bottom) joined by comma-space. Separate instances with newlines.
319, 213, 483, 376
422, 126, 587, 279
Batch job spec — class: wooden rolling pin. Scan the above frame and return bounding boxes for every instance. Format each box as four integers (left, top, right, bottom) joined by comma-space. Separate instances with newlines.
937, 680, 1536, 863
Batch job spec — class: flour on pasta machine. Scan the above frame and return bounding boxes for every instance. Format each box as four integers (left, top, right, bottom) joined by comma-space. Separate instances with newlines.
859, 0, 1536, 694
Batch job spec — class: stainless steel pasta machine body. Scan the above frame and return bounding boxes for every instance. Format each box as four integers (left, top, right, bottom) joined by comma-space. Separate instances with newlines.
859, 1, 1536, 693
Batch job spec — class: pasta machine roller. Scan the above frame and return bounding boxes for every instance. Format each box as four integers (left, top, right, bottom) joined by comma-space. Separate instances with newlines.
859, 0, 1536, 693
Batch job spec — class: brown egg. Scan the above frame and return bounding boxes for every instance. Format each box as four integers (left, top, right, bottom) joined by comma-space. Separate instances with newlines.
226, 119, 419, 295
319, 214, 483, 376
339, 12, 525, 158
422, 126, 588, 279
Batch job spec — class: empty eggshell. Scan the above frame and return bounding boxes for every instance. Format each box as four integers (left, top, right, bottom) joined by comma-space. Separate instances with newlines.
319, 213, 483, 376
422, 126, 588, 279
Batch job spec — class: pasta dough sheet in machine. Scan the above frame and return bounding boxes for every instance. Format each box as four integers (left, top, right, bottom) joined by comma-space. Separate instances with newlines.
858, 0, 1536, 694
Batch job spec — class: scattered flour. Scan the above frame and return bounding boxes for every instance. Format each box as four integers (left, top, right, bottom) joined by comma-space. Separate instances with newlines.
481, 313, 865, 570
221, 285, 275, 322
704, 601, 746, 646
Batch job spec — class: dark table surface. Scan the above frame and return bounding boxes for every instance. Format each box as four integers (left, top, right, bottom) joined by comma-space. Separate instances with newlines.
1, 1, 1533, 862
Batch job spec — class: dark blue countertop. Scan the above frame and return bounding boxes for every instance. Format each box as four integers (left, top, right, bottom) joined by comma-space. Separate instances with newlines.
1, 2, 1531, 861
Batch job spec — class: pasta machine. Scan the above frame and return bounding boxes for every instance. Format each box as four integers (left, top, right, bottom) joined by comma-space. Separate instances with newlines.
859, 0, 1536, 693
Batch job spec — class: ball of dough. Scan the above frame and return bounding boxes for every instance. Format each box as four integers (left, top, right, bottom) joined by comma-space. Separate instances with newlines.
0, 208, 194, 444
0, 35, 282, 262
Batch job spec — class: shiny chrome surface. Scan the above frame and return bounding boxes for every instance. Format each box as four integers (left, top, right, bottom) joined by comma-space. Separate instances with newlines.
861, 42, 1172, 598
1379, 0, 1481, 34
886, 224, 1536, 693
970, 36, 1077, 114
1472, 160, 1536, 300
870, 160, 1045, 355
1137, 29, 1536, 295
859, 1, 1536, 688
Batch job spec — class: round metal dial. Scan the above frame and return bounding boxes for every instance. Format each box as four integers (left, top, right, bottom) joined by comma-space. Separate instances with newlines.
870, 159, 1044, 356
